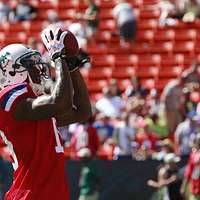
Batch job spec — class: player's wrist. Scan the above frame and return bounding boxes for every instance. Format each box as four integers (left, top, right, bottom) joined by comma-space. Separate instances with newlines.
64, 54, 90, 72
52, 51, 67, 61
63, 57, 79, 72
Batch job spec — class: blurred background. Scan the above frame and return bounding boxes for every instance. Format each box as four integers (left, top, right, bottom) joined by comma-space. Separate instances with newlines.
0, 0, 199, 200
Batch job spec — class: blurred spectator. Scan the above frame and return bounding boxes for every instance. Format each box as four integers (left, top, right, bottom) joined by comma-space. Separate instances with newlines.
126, 97, 145, 114
163, 153, 183, 200
134, 117, 158, 160
9, 0, 37, 23
181, 133, 200, 200
95, 85, 125, 117
161, 77, 186, 135
94, 113, 114, 144
174, 111, 199, 157
84, 0, 100, 42
0, 0, 11, 24
112, 0, 137, 48
68, 14, 88, 50
0, 145, 13, 199
181, 61, 200, 87
158, 0, 187, 26
108, 78, 122, 97
100, 138, 116, 160
71, 119, 100, 160
184, 88, 199, 116
0, 157, 13, 199
182, 0, 200, 23
148, 153, 183, 200
113, 112, 135, 160
126, 97, 147, 132
197, 102, 200, 116
78, 148, 101, 200
146, 113, 168, 138
148, 89, 164, 116
152, 139, 174, 161
148, 164, 169, 200
45, 9, 64, 27
125, 77, 148, 98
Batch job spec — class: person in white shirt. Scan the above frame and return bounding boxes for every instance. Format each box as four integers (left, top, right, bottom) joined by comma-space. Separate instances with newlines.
0, 0, 11, 24
197, 102, 200, 116
112, 0, 137, 47
174, 111, 198, 156
113, 112, 135, 159
95, 85, 125, 118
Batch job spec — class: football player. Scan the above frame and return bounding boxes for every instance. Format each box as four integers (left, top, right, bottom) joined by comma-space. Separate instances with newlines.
0, 25, 92, 199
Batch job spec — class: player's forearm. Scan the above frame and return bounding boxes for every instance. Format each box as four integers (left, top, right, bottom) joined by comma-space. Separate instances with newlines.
51, 57, 73, 109
70, 69, 92, 118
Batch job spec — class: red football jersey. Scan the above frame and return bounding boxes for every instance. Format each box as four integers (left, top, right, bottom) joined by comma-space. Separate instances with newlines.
0, 83, 69, 200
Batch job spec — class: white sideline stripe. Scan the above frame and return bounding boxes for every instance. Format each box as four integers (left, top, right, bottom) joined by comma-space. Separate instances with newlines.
0, 130, 19, 170
5, 87, 27, 111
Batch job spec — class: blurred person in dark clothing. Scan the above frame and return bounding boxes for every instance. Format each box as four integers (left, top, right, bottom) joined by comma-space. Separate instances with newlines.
84, 0, 100, 42
112, 0, 137, 48
163, 153, 183, 200
148, 153, 183, 200
181, 60, 200, 85
125, 77, 148, 98
9, 0, 37, 22
78, 148, 101, 200
94, 113, 114, 144
152, 139, 174, 161
0, 146, 13, 199
108, 79, 122, 97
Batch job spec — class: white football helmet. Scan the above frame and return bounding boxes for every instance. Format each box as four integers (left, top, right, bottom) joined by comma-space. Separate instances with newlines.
0, 44, 42, 88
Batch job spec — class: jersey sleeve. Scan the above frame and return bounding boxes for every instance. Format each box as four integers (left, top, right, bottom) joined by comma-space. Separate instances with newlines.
0, 83, 34, 114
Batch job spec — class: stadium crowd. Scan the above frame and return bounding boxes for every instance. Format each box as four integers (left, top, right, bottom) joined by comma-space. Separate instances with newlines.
0, 0, 199, 200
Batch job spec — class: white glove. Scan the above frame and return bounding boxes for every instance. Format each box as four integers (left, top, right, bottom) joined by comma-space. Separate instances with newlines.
41, 25, 67, 60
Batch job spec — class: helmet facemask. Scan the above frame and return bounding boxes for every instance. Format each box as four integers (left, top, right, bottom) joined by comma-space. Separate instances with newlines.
21, 52, 51, 95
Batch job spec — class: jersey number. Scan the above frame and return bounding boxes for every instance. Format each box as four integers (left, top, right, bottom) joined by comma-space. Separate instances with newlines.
0, 119, 64, 171
52, 118, 64, 153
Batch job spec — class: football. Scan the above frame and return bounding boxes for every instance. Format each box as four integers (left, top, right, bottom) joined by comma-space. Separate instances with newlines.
57, 28, 79, 58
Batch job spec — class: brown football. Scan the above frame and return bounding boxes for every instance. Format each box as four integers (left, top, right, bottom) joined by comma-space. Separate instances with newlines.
57, 28, 79, 58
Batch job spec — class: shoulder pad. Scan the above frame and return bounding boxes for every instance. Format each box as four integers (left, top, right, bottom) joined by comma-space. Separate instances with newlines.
0, 83, 29, 112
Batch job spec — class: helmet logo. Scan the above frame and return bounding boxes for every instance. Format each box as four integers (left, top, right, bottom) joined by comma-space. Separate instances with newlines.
0, 52, 11, 74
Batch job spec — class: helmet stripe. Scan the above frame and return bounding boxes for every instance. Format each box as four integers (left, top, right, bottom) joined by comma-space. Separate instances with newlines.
1, 84, 27, 111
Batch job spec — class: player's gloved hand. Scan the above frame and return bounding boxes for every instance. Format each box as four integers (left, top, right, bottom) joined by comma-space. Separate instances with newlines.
41, 25, 67, 61
65, 51, 90, 72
